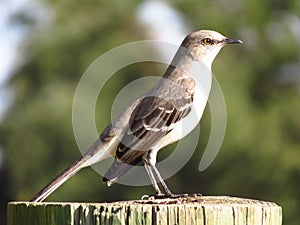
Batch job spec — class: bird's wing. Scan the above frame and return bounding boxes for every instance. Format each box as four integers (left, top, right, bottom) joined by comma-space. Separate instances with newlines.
103, 90, 194, 185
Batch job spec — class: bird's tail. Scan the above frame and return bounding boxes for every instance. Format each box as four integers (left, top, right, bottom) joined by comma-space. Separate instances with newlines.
103, 155, 142, 186
30, 157, 87, 202
30, 133, 118, 202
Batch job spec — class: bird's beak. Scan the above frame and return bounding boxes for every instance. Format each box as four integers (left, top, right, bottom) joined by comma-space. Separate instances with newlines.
222, 38, 243, 45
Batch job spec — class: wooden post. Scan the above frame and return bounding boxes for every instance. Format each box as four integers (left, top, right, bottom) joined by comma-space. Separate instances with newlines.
8, 196, 282, 225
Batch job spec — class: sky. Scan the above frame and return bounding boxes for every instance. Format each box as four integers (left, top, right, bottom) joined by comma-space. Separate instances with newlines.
0, 0, 25, 120
137, 0, 188, 44
0, 0, 51, 121
0, 1, 19, 85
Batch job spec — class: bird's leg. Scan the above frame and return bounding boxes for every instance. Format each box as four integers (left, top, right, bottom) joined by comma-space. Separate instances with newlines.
150, 163, 202, 199
142, 152, 174, 198
142, 152, 172, 199
142, 151, 200, 199
142, 161, 202, 199
150, 164, 173, 196
144, 163, 163, 195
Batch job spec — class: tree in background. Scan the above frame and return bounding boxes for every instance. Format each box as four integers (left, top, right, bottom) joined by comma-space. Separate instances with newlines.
0, 0, 299, 224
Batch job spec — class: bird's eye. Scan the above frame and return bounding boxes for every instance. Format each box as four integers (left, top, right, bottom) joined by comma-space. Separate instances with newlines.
202, 38, 213, 45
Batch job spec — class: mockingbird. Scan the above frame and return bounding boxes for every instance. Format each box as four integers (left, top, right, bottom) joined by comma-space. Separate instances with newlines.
30, 30, 242, 202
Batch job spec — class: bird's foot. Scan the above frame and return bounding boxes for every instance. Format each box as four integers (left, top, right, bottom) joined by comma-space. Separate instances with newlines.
141, 194, 165, 200
141, 193, 201, 200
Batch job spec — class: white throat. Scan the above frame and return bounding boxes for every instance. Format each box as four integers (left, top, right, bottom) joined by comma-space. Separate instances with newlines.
201, 46, 222, 69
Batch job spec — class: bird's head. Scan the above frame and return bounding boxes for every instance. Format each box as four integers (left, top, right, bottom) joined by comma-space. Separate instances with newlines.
181, 30, 242, 68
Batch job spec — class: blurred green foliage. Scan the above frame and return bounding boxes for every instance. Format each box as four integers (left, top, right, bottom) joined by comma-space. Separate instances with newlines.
1, 0, 300, 224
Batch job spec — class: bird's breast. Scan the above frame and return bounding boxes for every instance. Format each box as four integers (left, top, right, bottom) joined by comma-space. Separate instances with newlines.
154, 80, 212, 150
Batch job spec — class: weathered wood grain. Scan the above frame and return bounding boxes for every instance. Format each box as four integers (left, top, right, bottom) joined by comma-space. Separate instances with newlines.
7, 196, 282, 225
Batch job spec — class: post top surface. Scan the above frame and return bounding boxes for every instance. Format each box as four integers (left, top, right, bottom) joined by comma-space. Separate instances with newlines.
9, 196, 280, 208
